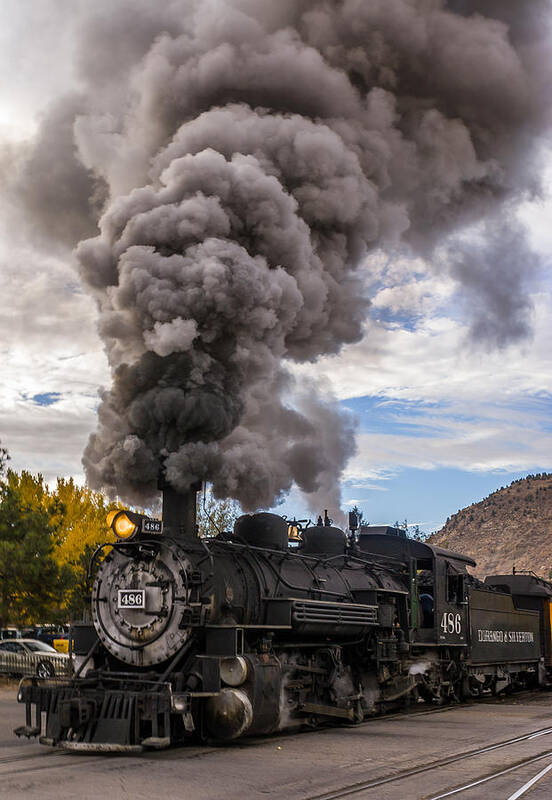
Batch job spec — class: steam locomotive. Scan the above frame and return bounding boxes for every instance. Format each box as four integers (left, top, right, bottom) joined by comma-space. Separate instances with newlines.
15, 483, 552, 751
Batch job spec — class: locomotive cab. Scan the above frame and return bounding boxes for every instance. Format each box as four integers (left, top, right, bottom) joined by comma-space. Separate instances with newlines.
357, 530, 473, 646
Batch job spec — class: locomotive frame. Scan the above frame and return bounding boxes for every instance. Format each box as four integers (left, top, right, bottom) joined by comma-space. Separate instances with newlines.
15, 483, 552, 751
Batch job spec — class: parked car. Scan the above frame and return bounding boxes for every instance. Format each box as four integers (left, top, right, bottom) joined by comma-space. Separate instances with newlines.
0, 627, 21, 640
22, 626, 69, 648
0, 639, 70, 678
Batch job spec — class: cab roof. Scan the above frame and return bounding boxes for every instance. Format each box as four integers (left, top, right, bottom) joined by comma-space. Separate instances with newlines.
357, 532, 476, 568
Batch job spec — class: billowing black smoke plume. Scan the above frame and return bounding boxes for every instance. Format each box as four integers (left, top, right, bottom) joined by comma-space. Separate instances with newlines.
10, 0, 552, 512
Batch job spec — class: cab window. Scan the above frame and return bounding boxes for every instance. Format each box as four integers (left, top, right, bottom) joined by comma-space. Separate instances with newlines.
447, 573, 464, 604
417, 562, 434, 628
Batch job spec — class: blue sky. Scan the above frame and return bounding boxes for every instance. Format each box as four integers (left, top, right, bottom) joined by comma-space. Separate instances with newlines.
343, 465, 535, 535
26, 393, 62, 407
337, 394, 552, 533
275, 385, 552, 533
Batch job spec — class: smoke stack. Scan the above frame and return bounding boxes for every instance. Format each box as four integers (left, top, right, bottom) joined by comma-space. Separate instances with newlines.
158, 471, 202, 538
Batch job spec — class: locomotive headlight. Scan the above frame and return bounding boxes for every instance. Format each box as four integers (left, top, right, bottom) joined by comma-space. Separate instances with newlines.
107, 510, 138, 541
106, 509, 163, 540
114, 513, 138, 539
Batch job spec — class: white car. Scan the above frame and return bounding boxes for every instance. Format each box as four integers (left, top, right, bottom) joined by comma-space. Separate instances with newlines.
0, 638, 70, 678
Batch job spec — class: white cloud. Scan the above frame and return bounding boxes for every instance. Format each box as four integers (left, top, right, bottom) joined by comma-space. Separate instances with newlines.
519, 145, 552, 253
0, 400, 95, 484
347, 408, 552, 478
0, 1, 84, 139
0, 232, 108, 480
294, 288, 552, 405
292, 192, 552, 485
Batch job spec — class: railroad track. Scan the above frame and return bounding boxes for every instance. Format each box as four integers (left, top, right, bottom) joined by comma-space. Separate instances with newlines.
427, 752, 552, 800
1, 693, 550, 791
0, 745, 67, 764
301, 726, 552, 800
0, 746, 71, 775
311, 688, 547, 733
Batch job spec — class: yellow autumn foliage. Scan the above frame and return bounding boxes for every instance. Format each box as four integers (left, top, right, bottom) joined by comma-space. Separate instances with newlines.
7, 472, 118, 569
51, 478, 119, 568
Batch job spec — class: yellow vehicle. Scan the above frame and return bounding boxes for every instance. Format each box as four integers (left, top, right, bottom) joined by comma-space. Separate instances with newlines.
53, 637, 70, 654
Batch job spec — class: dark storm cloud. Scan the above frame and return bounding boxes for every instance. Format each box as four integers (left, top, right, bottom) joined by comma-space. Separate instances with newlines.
8, 0, 551, 512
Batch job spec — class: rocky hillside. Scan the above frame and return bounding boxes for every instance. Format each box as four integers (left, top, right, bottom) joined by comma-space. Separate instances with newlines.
428, 473, 552, 580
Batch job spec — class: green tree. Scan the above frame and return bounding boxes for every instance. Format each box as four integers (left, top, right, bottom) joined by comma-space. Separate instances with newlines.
410, 524, 429, 542
0, 442, 9, 476
65, 543, 101, 621
393, 517, 428, 541
0, 470, 73, 627
197, 491, 240, 537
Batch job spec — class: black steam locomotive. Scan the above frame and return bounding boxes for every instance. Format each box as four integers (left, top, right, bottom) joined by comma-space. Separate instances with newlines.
15, 483, 552, 751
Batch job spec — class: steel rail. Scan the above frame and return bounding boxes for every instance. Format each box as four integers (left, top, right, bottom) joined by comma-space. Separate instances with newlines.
428, 752, 552, 799
301, 727, 552, 800
0, 749, 66, 766
506, 760, 552, 800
